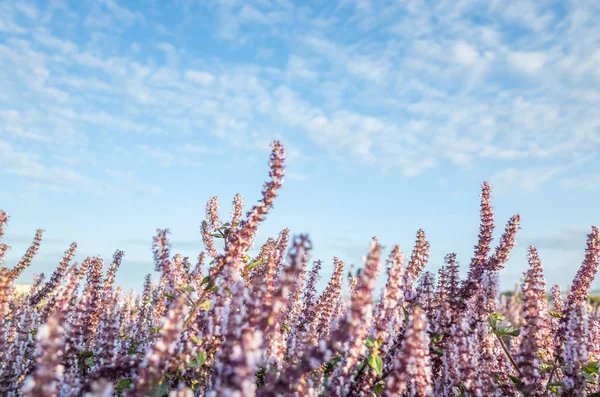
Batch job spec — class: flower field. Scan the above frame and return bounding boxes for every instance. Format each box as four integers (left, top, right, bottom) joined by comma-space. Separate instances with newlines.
0, 141, 599, 396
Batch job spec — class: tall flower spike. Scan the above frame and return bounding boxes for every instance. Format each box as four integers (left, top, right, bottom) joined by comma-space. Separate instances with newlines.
30, 242, 77, 306
0, 210, 8, 240
487, 214, 521, 271
462, 182, 495, 300
201, 220, 219, 259
231, 193, 243, 226
442, 253, 462, 324
235, 140, 285, 254
102, 249, 124, 302
22, 316, 66, 397
209, 267, 261, 397
0, 267, 14, 360
82, 256, 105, 341
311, 256, 345, 342
206, 196, 220, 231
0, 267, 13, 318
444, 311, 483, 396
517, 246, 546, 396
330, 238, 381, 395
385, 305, 432, 397
287, 259, 323, 361
154, 229, 177, 298
128, 297, 186, 397
261, 235, 312, 372
403, 229, 430, 302
565, 226, 600, 310
551, 284, 563, 312
260, 228, 289, 309
562, 304, 589, 396
415, 271, 436, 322
280, 249, 308, 339
0, 210, 9, 267
10, 229, 43, 281
375, 245, 406, 343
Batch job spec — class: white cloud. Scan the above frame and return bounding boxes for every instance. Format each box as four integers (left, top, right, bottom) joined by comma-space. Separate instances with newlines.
490, 165, 567, 194
32, 28, 77, 53
180, 144, 212, 153
453, 41, 480, 65
0, 0, 599, 193
509, 51, 548, 74
286, 55, 317, 80
0, 140, 105, 193
185, 70, 215, 86
561, 174, 600, 191
136, 145, 174, 167
287, 172, 308, 181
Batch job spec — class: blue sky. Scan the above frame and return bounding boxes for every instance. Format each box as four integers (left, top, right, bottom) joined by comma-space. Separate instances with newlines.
1, 0, 599, 294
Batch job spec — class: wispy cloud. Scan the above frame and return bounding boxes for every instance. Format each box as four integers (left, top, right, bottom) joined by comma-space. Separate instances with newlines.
561, 174, 600, 190
522, 226, 595, 252
0, 0, 599, 196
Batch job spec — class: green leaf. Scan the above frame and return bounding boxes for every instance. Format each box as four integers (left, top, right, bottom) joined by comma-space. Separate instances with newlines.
365, 336, 376, 348
508, 375, 521, 386
281, 324, 290, 333
191, 379, 199, 392
189, 351, 207, 368
432, 348, 444, 357
367, 354, 384, 376
372, 381, 385, 396
488, 313, 509, 329
431, 332, 443, 344
490, 313, 509, 322
323, 354, 344, 380
587, 393, 600, 397
196, 351, 207, 367
84, 357, 95, 367
29, 329, 37, 337
365, 336, 382, 350
115, 378, 133, 392
493, 327, 520, 337
255, 366, 266, 387
549, 382, 564, 387
79, 350, 94, 359
182, 286, 195, 293
127, 344, 138, 355
539, 363, 552, 373
246, 258, 266, 271
165, 292, 176, 299
150, 326, 161, 333
209, 233, 223, 238
583, 371, 597, 384
150, 380, 169, 397
584, 361, 599, 375
549, 311, 565, 319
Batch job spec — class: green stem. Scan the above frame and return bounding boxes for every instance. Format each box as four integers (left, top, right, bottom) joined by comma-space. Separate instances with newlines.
495, 332, 521, 376
183, 289, 209, 329
544, 357, 559, 396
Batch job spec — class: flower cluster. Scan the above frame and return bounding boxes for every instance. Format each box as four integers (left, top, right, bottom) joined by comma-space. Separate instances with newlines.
1, 141, 599, 396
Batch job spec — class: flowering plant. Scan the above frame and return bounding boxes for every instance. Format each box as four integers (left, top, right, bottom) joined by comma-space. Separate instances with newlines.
1, 141, 599, 396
